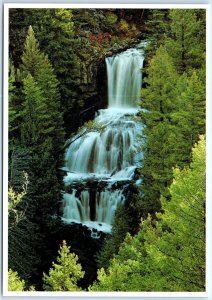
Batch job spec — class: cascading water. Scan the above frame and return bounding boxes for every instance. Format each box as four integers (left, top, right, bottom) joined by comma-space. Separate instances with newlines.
106, 48, 144, 108
62, 45, 145, 237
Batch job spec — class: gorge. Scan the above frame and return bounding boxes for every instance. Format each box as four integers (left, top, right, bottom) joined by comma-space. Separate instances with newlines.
62, 44, 145, 237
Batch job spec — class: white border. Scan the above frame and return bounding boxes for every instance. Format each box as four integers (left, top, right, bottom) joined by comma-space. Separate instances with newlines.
3, 3, 210, 298
2, 291, 208, 297
206, 2, 212, 300
3, 3, 209, 8
3, 2, 9, 298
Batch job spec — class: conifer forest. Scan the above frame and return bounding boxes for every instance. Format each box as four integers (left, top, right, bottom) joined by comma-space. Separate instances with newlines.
8, 8, 206, 292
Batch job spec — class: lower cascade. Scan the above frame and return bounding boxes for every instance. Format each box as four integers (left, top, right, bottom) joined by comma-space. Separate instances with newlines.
62, 45, 145, 237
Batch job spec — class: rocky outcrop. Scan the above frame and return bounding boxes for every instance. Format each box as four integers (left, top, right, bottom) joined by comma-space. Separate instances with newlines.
65, 53, 107, 135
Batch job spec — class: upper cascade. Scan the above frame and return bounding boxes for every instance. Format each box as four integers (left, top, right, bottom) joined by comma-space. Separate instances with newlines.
106, 47, 144, 108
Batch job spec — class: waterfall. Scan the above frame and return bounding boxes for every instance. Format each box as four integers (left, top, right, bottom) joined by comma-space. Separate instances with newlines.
62, 45, 145, 237
106, 48, 144, 108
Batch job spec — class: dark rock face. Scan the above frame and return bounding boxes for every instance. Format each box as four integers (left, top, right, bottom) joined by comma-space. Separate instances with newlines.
105, 33, 145, 57
64, 177, 133, 193
65, 58, 108, 136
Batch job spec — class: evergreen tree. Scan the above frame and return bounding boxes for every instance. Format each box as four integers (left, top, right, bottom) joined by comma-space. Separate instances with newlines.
139, 46, 180, 215
20, 26, 64, 224
21, 26, 65, 159
8, 26, 65, 288
139, 30, 205, 217
165, 9, 206, 73
8, 269, 35, 291
9, 61, 18, 135
21, 26, 42, 76
144, 9, 170, 59
43, 241, 84, 291
90, 136, 205, 291
140, 136, 206, 291
21, 74, 51, 147
8, 172, 28, 226
171, 71, 205, 163
8, 145, 41, 283
96, 204, 132, 269
8, 146, 41, 284
17, 10, 80, 134
8, 269, 26, 291
181, 71, 205, 142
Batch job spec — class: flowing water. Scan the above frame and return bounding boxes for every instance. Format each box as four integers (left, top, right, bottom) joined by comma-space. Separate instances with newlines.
62, 46, 145, 237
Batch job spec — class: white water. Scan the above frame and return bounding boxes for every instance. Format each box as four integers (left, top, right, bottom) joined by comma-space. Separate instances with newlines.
106, 48, 144, 108
62, 46, 144, 236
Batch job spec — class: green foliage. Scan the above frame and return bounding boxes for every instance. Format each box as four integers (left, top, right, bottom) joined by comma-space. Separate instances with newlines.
144, 9, 205, 71
21, 74, 49, 146
144, 136, 205, 291
8, 181, 26, 214
96, 204, 132, 269
8, 269, 35, 291
8, 172, 28, 226
105, 12, 118, 25
139, 9, 206, 217
171, 71, 205, 164
141, 46, 178, 120
118, 19, 129, 33
21, 26, 42, 76
9, 61, 19, 134
180, 71, 205, 139
8, 146, 41, 284
165, 9, 205, 73
9, 9, 79, 134
26, 9, 79, 134
21, 26, 64, 157
8, 269, 26, 291
144, 9, 169, 54
43, 241, 85, 291
53, 9, 74, 34
139, 46, 180, 215
8, 26, 65, 289
90, 137, 205, 291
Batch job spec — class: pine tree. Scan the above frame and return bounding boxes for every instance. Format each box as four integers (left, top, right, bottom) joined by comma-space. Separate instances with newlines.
90, 136, 205, 292
9, 61, 18, 135
20, 10, 79, 134
8, 146, 41, 284
43, 241, 85, 291
165, 9, 206, 73
21, 74, 51, 147
8, 269, 35, 291
142, 136, 206, 291
21, 26, 65, 159
96, 204, 132, 269
171, 71, 205, 163
8, 26, 65, 288
182, 71, 205, 142
8, 269, 26, 291
144, 9, 170, 57
139, 46, 180, 216
21, 26, 43, 76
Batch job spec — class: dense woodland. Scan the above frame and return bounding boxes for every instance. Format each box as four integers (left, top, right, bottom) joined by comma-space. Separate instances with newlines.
8, 8, 206, 292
